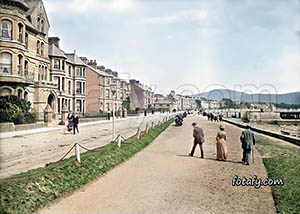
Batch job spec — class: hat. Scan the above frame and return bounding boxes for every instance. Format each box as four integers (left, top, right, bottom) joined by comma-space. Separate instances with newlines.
192, 122, 197, 126
219, 124, 225, 129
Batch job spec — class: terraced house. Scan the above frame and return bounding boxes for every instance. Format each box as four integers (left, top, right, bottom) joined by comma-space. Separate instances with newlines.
0, 0, 57, 120
48, 37, 87, 118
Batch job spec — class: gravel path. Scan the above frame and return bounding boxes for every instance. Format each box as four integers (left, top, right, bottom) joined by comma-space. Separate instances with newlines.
0, 113, 169, 178
38, 115, 276, 214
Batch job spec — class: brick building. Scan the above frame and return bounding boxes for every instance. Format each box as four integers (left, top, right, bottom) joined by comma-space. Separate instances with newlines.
130, 79, 154, 111
84, 59, 130, 114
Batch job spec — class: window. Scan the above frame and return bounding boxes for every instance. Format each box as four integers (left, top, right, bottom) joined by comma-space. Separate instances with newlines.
106, 103, 110, 111
54, 77, 60, 90
25, 33, 28, 49
68, 99, 71, 111
0, 52, 12, 74
17, 89, 23, 99
41, 19, 44, 32
37, 17, 40, 30
82, 68, 86, 76
120, 93, 123, 100
1, 20, 12, 39
37, 41, 40, 54
62, 77, 65, 91
18, 24, 23, 43
76, 100, 81, 112
18, 55, 23, 76
68, 81, 71, 94
120, 83, 123, 90
54, 60, 60, 69
24, 61, 28, 75
57, 98, 60, 113
82, 82, 85, 94
83, 100, 85, 113
105, 89, 110, 98
62, 61, 65, 71
44, 66, 47, 81
41, 42, 44, 56
76, 67, 82, 76
68, 66, 72, 76
76, 81, 81, 94
106, 78, 110, 86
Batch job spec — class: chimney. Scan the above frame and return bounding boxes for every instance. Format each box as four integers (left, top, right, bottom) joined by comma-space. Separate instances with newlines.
48, 37, 60, 48
80, 57, 88, 64
112, 71, 118, 77
105, 69, 112, 75
88, 59, 97, 69
97, 65, 105, 71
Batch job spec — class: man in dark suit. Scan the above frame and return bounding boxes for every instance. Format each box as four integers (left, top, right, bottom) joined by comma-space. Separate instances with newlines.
189, 122, 205, 158
240, 125, 256, 165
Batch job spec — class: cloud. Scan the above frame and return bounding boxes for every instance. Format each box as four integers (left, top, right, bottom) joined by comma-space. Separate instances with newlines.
44, 0, 135, 13
135, 9, 209, 24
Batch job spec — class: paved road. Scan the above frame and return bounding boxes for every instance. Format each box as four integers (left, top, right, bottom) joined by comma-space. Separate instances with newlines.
0, 113, 172, 178
38, 115, 276, 214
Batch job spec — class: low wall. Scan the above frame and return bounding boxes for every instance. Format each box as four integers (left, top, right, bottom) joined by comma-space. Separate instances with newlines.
0, 122, 48, 133
223, 119, 300, 146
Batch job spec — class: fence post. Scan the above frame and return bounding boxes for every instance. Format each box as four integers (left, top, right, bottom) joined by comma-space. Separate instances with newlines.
75, 143, 81, 163
145, 123, 149, 134
137, 127, 141, 140
151, 121, 155, 129
117, 135, 122, 148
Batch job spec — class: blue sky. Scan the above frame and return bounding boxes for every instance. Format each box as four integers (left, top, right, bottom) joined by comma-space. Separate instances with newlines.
44, 0, 300, 95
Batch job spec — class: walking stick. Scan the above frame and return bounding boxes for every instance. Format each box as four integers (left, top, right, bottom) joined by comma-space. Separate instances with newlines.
252, 146, 255, 164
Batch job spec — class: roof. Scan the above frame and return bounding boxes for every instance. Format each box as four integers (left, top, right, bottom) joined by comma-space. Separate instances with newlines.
65, 53, 86, 66
48, 44, 67, 58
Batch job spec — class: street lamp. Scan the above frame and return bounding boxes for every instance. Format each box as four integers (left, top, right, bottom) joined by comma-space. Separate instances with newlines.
111, 83, 117, 141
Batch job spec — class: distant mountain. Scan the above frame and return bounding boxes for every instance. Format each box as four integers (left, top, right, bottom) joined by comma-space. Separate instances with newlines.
194, 89, 300, 104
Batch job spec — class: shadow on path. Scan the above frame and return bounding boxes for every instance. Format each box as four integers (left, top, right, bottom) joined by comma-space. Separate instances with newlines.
176, 154, 242, 164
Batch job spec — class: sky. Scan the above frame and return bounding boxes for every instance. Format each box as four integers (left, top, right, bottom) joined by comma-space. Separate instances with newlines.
43, 0, 300, 96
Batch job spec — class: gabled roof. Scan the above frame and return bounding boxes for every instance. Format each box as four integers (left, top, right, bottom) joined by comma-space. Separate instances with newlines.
48, 44, 67, 58
65, 53, 86, 66
25, 0, 50, 28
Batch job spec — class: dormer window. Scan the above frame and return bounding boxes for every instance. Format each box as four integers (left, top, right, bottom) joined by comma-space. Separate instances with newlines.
1, 20, 12, 40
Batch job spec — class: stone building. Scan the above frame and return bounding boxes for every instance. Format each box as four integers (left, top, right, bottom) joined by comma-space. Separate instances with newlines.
0, 0, 57, 120
84, 59, 130, 114
48, 37, 86, 117
130, 79, 154, 111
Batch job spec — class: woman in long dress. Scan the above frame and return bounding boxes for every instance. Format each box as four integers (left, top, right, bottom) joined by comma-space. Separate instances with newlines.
216, 124, 227, 161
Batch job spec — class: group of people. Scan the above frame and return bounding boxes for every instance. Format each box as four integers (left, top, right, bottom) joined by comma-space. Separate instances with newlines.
66, 111, 79, 135
189, 122, 255, 165
206, 112, 223, 122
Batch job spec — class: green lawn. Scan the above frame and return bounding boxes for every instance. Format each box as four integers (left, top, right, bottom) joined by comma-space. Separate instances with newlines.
0, 119, 174, 214
256, 136, 300, 214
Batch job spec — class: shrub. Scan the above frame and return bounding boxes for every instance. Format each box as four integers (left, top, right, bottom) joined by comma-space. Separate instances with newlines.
0, 96, 36, 124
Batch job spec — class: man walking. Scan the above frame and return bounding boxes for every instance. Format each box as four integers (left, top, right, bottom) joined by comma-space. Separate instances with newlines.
73, 114, 79, 134
189, 122, 205, 158
240, 125, 256, 165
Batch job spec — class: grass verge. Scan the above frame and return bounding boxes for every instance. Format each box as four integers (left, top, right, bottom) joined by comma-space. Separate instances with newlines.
256, 136, 300, 214
0, 118, 174, 214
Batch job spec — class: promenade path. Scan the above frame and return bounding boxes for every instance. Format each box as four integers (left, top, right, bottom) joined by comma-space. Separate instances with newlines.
0, 113, 170, 178
39, 115, 276, 214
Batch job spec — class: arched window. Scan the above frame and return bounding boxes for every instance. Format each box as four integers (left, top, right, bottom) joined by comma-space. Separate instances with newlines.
45, 66, 47, 81
24, 61, 28, 75
25, 33, 28, 49
37, 40, 40, 54
18, 23, 23, 43
37, 17, 40, 30
41, 42, 44, 56
41, 66, 44, 80
1, 20, 12, 40
24, 91, 28, 101
17, 89, 23, 99
18, 55, 23, 76
0, 52, 12, 74
41, 19, 44, 32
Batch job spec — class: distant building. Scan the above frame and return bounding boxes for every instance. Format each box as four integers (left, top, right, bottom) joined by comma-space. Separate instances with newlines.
130, 79, 153, 110
84, 59, 130, 113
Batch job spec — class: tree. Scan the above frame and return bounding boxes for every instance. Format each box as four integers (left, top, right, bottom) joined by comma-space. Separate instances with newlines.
195, 100, 202, 109
122, 96, 131, 111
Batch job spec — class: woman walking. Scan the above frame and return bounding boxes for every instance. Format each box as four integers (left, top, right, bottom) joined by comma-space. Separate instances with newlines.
216, 124, 227, 161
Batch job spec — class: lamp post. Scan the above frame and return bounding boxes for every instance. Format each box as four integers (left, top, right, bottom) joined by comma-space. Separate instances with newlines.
111, 83, 117, 141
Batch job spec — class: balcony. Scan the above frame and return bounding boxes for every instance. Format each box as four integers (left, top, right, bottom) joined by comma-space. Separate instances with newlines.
0, 71, 34, 85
